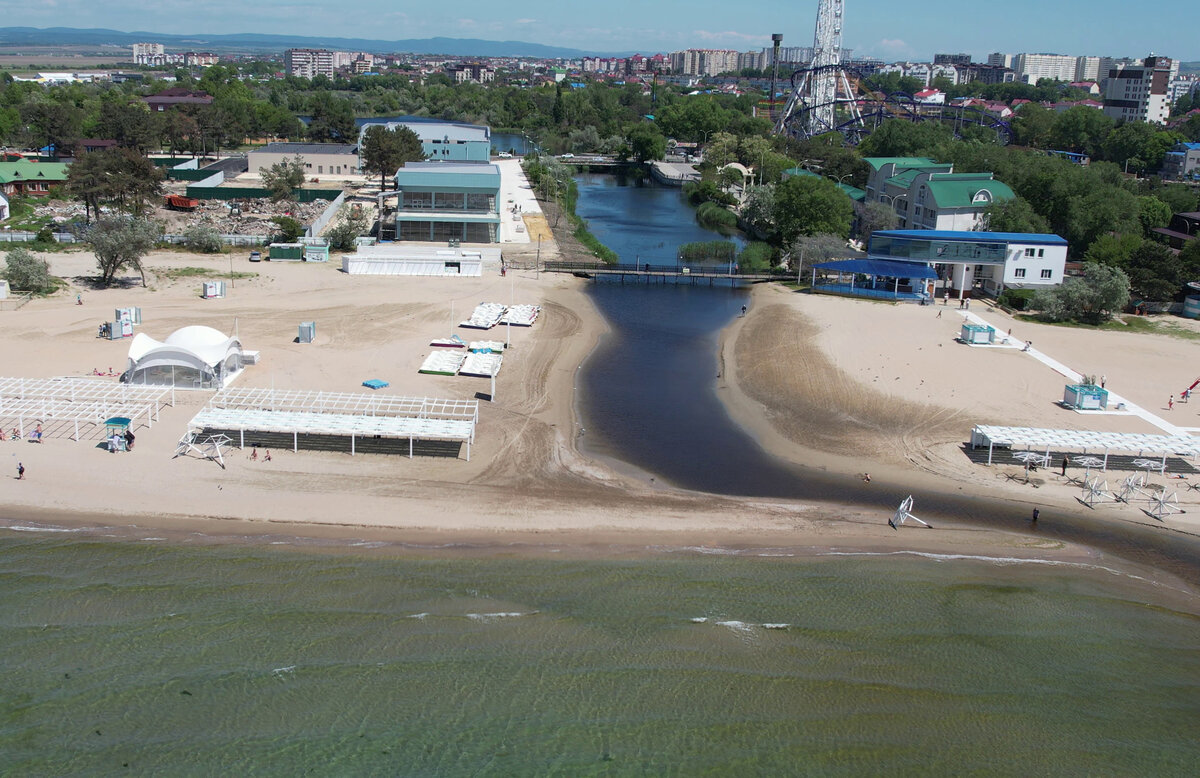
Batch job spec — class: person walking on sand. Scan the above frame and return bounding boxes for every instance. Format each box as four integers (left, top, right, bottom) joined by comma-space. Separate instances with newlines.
936, 309, 942, 319
1031, 508, 1039, 523
1061, 455, 1070, 477
17, 462, 24, 480
1100, 374, 1106, 389
1169, 395, 1174, 411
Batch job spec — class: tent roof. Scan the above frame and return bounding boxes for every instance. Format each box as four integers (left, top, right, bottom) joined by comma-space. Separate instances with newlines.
128, 326, 241, 369
813, 258, 938, 280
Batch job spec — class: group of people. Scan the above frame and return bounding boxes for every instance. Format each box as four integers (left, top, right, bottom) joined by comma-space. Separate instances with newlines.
249, 448, 272, 462
1, 424, 43, 442
107, 429, 135, 453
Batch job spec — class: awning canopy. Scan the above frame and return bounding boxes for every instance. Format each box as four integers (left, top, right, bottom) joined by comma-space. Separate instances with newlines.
813, 259, 937, 280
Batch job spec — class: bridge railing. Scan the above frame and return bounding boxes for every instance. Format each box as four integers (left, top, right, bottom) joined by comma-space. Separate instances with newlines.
542, 261, 793, 277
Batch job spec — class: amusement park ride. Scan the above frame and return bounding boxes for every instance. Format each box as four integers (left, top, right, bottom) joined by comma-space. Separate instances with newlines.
771, 1, 1012, 144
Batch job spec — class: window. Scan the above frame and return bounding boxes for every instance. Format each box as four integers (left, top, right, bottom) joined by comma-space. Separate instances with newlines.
1037, 248, 1045, 257
1024, 248, 1035, 257
1040, 269, 1052, 279
1014, 268, 1026, 278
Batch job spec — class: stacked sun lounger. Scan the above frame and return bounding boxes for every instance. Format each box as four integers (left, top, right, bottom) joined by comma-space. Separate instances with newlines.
499, 304, 541, 327
418, 351, 467, 376
429, 334, 467, 348
460, 303, 506, 330
469, 340, 506, 353
460, 352, 503, 378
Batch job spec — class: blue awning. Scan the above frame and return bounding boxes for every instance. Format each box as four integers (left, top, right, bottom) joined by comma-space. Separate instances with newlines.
813, 259, 937, 280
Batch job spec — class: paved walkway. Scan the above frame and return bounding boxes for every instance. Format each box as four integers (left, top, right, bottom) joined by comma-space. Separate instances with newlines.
954, 308, 1190, 438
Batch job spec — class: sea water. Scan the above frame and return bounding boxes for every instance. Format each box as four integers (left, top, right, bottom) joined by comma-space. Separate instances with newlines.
1, 531, 1197, 774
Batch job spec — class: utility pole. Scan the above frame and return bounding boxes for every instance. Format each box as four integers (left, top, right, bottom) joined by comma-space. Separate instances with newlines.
769, 33, 783, 123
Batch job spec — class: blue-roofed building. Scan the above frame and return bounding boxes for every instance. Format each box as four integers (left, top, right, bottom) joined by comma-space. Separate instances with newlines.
1162, 142, 1200, 181
389, 162, 501, 243
869, 230, 1068, 299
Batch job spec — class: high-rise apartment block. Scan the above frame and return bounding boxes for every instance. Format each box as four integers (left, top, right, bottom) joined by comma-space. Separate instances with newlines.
669, 49, 741, 76
131, 43, 165, 65
1103, 55, 1176, 125
1013, 53, 1077, 84
284, 49, 335, 79
934, 53, 972, 66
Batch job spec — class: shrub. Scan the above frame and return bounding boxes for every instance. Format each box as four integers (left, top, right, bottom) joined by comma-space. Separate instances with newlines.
695, 201, 738, 235
999, 288, 1038, 311
270, 216, 304, 243
326, 205, 370, 251
737, 242, 775, 272
4, 247, 53, 292
679, 240, 737, 263
183, 225, 224, 253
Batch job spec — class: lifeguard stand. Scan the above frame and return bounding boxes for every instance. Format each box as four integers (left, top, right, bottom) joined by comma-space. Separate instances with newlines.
1063, 384, 1109, 410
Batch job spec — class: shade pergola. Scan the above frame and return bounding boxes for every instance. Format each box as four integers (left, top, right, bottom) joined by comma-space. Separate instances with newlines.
971, 425, 1200, 470
191, 388, 480, 460
0, 377, 172, 440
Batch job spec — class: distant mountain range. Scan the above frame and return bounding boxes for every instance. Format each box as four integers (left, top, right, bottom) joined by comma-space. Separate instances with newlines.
0, 27, 608, 59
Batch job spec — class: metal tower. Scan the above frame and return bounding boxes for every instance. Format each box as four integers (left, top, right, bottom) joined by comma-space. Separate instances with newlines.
775, 0, 862, 139
808, 0, 843, 132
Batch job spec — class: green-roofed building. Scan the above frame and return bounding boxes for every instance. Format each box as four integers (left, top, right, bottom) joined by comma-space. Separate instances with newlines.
863, 157, 1014, 232
0, 159, 70, 197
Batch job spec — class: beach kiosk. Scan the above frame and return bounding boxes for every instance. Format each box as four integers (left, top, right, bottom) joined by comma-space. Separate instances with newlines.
115, 307, 142, 325
268, 243, 305, 261
201, 281, 226, 299
298, 322, 316, 344
301, 237, 330, 262
104, 416, 130, 452
960, 323, 995, 345
1063, 383, 1109, 411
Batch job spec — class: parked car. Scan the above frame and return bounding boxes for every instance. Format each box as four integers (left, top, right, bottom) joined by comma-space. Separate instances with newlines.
249, 251, 261, 262
560, 153, 575, 159
497, 152, 513, 159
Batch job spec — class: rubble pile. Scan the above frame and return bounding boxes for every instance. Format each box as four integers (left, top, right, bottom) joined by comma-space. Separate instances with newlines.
31, 197, 331, 236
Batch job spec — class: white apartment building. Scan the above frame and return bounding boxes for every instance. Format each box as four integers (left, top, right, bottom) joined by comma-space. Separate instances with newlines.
284, 49, 335, 79
131, 43, 164, 65
1103, 56, 1175, 125
1074, 56, 1101, 82
987, 53, 1013, 68
669, 49, 741, 76
1013, 53, 1077, 84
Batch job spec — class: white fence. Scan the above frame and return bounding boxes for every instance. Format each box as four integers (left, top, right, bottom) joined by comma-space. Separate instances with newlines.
0, 231, 79, 244
305, 191, 346, 238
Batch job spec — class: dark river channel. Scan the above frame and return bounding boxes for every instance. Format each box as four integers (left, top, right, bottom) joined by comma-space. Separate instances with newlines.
570, 172, 1200, 582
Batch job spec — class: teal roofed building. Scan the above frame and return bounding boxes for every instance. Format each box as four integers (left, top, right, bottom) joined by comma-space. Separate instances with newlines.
863, 156, 1014, 232
389, 162, 501, 243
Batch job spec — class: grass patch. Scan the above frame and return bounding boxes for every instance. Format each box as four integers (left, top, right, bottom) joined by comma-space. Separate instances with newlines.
156, 266, 258, 281
1015, 312, 1200, 341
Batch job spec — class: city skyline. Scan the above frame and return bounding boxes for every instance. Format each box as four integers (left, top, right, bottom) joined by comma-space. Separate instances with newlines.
6, 1, 1198, 62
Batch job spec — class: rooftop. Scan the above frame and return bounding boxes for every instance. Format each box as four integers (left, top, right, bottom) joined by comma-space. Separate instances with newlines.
0, 160, 70, 183
864, 157, 945, 172
257, 143, 358, 155
873, 229, 1067, 246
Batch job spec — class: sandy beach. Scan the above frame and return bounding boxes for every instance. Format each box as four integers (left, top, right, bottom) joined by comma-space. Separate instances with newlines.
2, 226, 1200, 589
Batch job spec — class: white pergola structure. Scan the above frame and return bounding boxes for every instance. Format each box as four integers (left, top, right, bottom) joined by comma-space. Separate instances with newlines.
971, 426, 1200, 471
189, 388, 479, 460
0, 377, 173, 440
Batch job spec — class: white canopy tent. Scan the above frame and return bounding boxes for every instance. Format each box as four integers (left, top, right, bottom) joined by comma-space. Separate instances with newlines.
126, 326, 246, 390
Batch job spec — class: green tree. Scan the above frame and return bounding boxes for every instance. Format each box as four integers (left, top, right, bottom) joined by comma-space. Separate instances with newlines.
705, 132, 738, 166
65, 148, 164, 220
1048, 107, 1114, 157
789, 233, 848, 279
1125, 241, 1185, 302
83, 215, 162, 287
261, 155, 307, 202
739, 185, 776, 239
307, 92, 356, 142
270, 216, 305, 243
1034, 262, 1130, 323
628, 124, 666, 163
1102, 122, 1178, 173
3, 246, 53, 292
325, 205, 371, 250
360, 125, 425, 190
182, 225, 224, 253
856, 200, 897, 244
1083, 233, 1142, 267
981, 196, 1051, 233
1137, 196, 1173, 236
1010, 103, 1056, 149
856, 119, 954, 157
97, 100, 159, 152
771, 176, 853, 245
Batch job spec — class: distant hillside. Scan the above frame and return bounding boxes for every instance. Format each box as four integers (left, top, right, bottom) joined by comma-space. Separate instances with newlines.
0, 26, 600, 59
1179, 61, 1200, 75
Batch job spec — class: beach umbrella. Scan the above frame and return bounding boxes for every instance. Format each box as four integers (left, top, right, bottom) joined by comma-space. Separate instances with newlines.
362, 379, 389, 390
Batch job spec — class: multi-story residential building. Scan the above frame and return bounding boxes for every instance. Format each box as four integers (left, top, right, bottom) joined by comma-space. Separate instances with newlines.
131, 43, 164, 65
1168, 75, 1200, 104
183, 52, 218, 67
1103, 55, 1175, 125
760, 46, 854, 65
284, 49, 335, 79
1012, 53, 1077, 84
737, 51, 764, 71
1074, 56, 1101, 82
446, 63, 495, 84
1162, 142, 1200, 180
987, 53, 1013, 69
934, 53, 971, 66
863, 157, 1015, 232
961, 64, 1016, 85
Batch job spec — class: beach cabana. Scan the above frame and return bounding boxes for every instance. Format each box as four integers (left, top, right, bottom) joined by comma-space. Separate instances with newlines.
1063, 384, 1109, 411
960, 323, 995, 345
125, 325, 247, 390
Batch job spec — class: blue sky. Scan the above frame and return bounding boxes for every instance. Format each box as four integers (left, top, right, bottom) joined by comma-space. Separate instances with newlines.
12, 1, 1197, 60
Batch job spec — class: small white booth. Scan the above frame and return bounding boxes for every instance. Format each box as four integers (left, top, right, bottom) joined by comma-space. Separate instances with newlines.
341, 245, 500, 277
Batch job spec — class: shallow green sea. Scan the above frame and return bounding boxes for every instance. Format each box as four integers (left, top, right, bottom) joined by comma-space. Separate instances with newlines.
1, 530, 1198, 775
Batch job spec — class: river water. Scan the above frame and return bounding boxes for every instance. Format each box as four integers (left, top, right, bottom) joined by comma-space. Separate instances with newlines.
2, 173, 1199, 773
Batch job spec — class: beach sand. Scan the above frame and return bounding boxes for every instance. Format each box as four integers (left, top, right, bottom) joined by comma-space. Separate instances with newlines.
2, 236, 1200, 588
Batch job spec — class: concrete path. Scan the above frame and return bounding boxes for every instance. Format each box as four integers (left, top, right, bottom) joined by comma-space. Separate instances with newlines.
953, 308, 1191, 438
